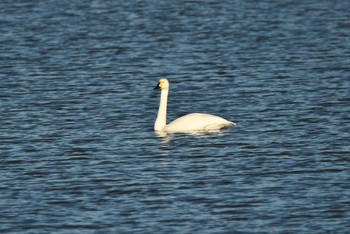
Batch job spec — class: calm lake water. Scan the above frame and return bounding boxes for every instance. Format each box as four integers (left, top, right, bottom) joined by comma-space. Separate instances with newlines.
1, 0, 350, 233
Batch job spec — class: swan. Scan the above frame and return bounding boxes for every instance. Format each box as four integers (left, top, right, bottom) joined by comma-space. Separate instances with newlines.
154, 78, 235, 132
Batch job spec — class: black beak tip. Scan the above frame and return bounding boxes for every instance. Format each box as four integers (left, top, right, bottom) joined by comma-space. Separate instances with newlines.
153, 84, 160, 90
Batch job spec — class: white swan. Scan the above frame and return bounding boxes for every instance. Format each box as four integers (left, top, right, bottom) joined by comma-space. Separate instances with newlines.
154, 78, 235, 132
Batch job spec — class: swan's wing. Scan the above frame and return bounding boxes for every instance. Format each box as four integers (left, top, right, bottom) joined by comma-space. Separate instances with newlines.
165, 113, 235, 132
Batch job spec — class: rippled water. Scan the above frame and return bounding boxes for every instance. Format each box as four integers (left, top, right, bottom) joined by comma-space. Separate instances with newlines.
1, 0, 350, 233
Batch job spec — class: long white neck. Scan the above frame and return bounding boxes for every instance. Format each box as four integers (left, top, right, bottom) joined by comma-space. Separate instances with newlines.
154, 88, 168, 131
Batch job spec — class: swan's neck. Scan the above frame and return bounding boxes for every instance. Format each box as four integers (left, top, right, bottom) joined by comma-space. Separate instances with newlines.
154, 89, 168, 131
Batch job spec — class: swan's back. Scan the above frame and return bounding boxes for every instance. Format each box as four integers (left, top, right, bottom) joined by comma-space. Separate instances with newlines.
165, 113, 235, 132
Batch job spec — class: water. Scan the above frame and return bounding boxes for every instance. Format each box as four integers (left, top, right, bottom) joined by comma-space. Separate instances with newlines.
1, 0, 350, 233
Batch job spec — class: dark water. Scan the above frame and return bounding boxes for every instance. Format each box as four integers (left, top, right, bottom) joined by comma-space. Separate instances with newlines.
1, 0, 350, 233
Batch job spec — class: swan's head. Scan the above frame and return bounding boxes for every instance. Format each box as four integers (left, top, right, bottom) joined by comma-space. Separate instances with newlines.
154, 78, 169, 90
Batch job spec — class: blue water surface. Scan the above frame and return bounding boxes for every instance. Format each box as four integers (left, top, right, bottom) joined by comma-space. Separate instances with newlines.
1, 0, 350, 233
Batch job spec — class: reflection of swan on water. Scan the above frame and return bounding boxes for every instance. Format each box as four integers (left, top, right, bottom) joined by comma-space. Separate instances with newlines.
153, 78, 235, 132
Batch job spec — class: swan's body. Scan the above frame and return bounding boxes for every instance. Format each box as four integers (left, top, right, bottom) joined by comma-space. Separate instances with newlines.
154, 78, 235, 132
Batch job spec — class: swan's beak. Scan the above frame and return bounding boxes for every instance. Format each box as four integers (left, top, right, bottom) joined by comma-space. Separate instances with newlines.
153, 82, 162, 90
